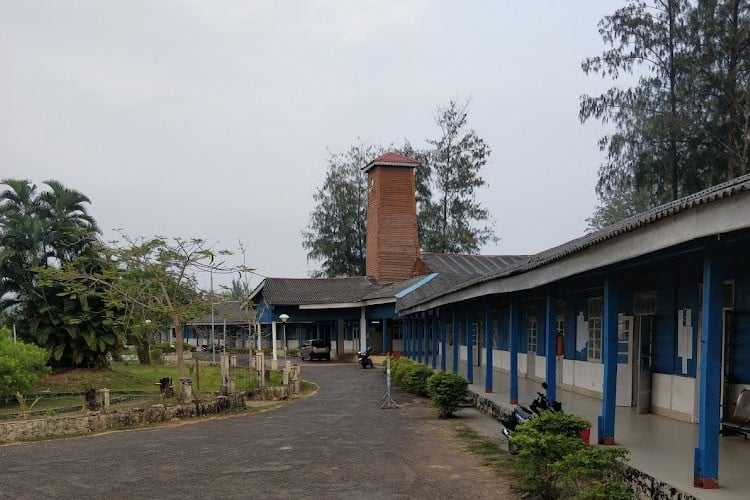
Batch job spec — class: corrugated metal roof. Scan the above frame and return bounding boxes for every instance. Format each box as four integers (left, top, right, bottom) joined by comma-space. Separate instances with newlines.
398, 172, 750, 311
261, 276, 382, 305
189, 301, 254, 325
420, 253, 529, 275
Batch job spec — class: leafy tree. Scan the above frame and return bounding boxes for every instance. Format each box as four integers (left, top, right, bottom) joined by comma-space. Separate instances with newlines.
420, 99, 496, 253
302, 143, 382, 277
0, 326, 48, 399
42, 233, 224, 380
0, 179, 118, 367
302, 100, 497, 274
582, 0, 750, 229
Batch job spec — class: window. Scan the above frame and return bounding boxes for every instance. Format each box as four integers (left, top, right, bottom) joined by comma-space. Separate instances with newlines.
472, 322, 479, 346
528, 316, 538, 353
588, 297, 603, 362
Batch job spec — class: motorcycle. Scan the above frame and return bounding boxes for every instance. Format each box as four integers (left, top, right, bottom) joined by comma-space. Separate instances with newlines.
358, 347, 374, 369
500, 382, 562, 454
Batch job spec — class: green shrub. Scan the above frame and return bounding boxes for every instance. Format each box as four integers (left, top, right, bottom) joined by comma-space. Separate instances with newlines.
511, 411, 627, 499
0, 327, 48, 399
389, 357, 412, 386
228, 347, 251, 354
426, 371, 467, 418
554, 446, 630, 499
401, 364, 434, 396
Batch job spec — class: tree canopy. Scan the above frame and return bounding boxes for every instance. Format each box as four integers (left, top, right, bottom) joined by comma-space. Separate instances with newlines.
303, 99, 496, 277
0, 179, 119, 367
302, 143, 381, 277
582, 0, 750, 229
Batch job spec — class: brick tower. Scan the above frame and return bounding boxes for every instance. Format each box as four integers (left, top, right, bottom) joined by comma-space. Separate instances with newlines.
363, 152, 420, 283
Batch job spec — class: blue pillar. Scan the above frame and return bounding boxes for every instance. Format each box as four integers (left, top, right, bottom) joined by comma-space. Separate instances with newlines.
423, 315, 429, 365
545, 292, 557, 404
404, 318, 410, 357
440, 312, 447, 371
431, 314, 438, 369
509, 297, 520, 404
452, 307, 459, 374
382, 318, 388, 354
599, 277, 618, 445
417, 316, 423, 363
466, 305, 474, 384
694, 247, 724, 489
484, 300, 493, 393
412, 316, 417, 359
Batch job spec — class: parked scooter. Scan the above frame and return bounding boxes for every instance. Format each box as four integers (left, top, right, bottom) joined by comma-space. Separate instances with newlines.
500, 382, 562, 454
358, 347, 374, 369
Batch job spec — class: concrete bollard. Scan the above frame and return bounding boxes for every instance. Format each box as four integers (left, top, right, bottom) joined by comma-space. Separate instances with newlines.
179, 378, 194, 404
100, 388, 110, 413
256, 353, 265, 387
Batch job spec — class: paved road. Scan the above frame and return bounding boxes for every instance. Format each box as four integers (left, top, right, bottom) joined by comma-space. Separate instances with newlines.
0, 364, 513, 499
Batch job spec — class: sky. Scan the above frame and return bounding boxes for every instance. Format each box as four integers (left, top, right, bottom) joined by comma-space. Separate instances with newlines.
1, 0, 624, 292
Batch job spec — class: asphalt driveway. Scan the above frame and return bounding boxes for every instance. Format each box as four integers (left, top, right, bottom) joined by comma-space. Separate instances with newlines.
0, 363, 514, 499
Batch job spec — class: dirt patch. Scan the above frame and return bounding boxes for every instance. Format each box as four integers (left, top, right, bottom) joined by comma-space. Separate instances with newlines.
402, 397, 518, 498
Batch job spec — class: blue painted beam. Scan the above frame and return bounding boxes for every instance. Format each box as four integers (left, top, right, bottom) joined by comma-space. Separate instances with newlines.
431, 314, 438, 369
382, 317, 388, 354
509, 297, 520, 404
452, 307, 459, 374
404, 317, 410, 357
694, 246, 724, 489
545, 292, 557, 404
485, 300, 493, 393
440, 311, 447, 371
415, 315, 424, 363
599, 277, 618, 445
466, 305, 474, 384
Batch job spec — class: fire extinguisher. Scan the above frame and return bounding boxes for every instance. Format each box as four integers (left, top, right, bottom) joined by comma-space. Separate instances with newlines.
556, 333, 564, 356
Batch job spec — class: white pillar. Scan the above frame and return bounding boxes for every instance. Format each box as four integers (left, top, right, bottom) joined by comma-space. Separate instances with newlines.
359, 306, 367, 353
271, 321, 278, 370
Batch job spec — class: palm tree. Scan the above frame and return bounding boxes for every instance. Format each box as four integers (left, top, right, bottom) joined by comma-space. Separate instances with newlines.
0, 178, 120, 367
38, 180, 101, 264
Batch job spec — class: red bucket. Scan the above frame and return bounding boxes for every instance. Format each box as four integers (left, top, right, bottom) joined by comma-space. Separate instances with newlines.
392, 351, 401, 359
579, 428, 591, 445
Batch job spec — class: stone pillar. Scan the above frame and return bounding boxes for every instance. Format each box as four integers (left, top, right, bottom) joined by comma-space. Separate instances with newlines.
100, 388, 110, 413
256, 352, 265, 387
179, 378, 194, 404
271, 321, 278, 370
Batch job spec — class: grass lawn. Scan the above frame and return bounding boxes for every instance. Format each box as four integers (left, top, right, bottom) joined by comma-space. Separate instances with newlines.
1, 360, 299, 419
30, 361, 260, 395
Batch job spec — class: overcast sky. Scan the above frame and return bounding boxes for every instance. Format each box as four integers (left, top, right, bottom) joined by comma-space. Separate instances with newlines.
1, 1, 623, 292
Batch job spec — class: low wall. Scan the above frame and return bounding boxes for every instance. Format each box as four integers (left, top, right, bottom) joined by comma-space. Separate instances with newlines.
0, 394, 245, 444
469, 390, 697, 500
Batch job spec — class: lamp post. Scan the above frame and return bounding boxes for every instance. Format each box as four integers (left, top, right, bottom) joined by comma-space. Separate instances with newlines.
279, 314, 289, 362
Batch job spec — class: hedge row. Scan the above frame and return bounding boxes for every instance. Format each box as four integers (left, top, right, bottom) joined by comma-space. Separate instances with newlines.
387, 358, 468, 418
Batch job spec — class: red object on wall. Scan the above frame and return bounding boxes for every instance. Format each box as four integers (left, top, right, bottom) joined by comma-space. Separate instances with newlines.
579, 428, 591, 445
556, 334, 564, 356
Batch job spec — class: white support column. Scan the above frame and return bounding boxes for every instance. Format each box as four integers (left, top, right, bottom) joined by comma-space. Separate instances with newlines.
359, 306, 367, 353
271, 321, 278, 370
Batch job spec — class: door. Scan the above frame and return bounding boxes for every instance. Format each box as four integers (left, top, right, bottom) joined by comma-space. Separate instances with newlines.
616, 314, 634, 407
636, 315, 655, 414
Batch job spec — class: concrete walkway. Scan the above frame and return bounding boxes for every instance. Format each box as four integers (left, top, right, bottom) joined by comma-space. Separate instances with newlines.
449, 359, 750, 500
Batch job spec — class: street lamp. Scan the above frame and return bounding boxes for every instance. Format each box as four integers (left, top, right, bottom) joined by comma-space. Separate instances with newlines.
279, 314, 289, 362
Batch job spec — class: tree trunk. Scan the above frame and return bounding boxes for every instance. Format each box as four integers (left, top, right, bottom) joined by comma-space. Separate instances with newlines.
136, 342, 151, 365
